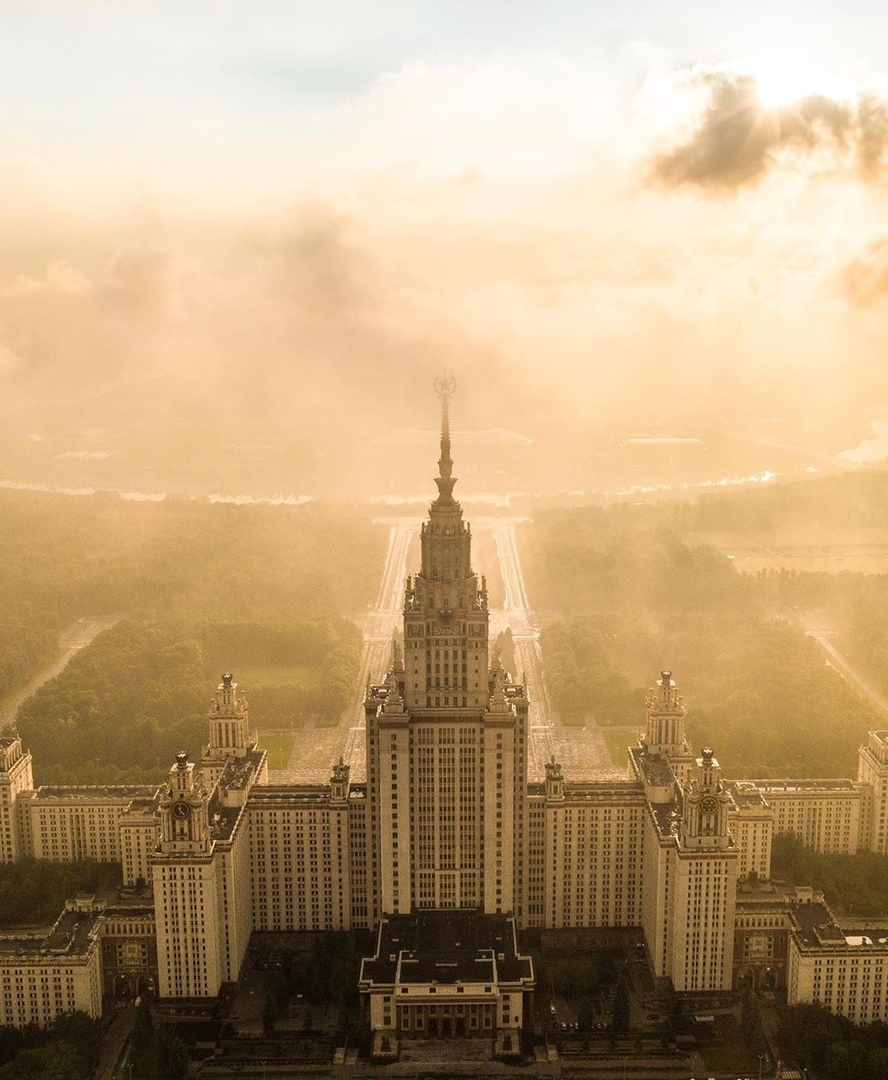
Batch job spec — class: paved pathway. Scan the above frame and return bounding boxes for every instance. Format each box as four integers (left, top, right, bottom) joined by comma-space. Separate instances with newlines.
797, 613, 888, 718
94, 1003, 135, 1080
0, 615, 120, 731
272, 512, 622, 785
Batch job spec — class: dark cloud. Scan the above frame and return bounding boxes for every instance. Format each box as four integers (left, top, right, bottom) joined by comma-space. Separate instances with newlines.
840, 238, 888, 305
651, 67, 888, 190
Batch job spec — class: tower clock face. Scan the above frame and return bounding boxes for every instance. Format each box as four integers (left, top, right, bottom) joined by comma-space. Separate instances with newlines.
699, 795, 719, 816
171, 801, 191, 820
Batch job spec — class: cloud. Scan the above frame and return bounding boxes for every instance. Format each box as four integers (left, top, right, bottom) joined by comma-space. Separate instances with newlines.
839, 238, 888, 305
650, 66, 888, 190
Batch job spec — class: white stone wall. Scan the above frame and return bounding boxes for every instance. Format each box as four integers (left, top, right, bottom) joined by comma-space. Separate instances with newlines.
789, 938, 888, 1024
543, 795, 644, 929
0, 941, 102, 1026
668, 851, 737, 991
153, 855, 222, 999
247, 798, 351, 931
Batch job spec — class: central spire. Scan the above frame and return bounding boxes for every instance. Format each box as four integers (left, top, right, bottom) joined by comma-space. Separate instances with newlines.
433, 372, 457, 504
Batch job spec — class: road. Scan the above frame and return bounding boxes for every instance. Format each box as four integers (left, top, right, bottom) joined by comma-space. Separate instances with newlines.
94, 1003, 136, 1080
797, 614, 888, 718
277, 519, 418, 783
486, 518, 619, 780
0, 615, 121, 731
276, 513, 620, 783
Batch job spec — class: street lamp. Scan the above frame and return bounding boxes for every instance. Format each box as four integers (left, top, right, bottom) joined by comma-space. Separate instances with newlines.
758, 1051, 767, 1080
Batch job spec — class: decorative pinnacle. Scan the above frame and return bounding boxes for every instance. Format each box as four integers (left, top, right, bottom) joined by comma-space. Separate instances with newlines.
433, 371, 457, 503
391, 635, 404, 673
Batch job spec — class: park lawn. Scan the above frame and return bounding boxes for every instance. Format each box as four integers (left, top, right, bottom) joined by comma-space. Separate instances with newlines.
256, 731, 297, 770
599, 726, 640, 769
699, 1015, 766, 1076
226, 662, 318, 688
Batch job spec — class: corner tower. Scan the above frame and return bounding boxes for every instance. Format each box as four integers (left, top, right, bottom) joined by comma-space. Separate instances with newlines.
643, 671, 694, 784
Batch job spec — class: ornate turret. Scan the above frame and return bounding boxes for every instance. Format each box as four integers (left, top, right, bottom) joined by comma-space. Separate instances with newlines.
643, 670, 694, 782
158, 751, 211, 853
681, 747, 731, 849
331, 757, 350, 805
545, 756, 564, 801
206, 673, 252, 760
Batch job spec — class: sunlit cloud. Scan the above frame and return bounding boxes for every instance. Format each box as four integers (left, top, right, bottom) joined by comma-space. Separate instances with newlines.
839, 238, 888, 305
648, 64, 888, 190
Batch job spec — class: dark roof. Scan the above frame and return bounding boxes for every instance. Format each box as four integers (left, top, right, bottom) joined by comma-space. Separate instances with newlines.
0, 909, 100, 959
629, 747, 675, 789
791, 902, 845, 947
361, 911, 532, 988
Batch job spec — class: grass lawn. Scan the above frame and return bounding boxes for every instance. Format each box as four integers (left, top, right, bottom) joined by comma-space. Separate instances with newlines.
257, 731, 298, 770
700, 1015, 766, 1076
599, 726, 640, 768
226, 663, 316, 687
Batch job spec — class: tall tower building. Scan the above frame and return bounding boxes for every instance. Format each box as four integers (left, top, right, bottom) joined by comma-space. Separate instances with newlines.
669, 749, 738, 991
365, 376, 528, 918
857, 730, 888, 852
153, 753, 221, 999
643, 671, 694, 784
0, 737, 33, 863
202, 674, 263, 789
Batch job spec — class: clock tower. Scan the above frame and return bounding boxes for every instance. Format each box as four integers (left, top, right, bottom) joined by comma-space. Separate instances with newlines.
158, 751, 211, 854
666, 746, 738, 991
152, 751, 225, 999
681, 747, 731, 849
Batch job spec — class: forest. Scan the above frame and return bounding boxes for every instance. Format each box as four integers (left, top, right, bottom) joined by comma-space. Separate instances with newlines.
522, 470, 888, 777
0, 489, 383, 783
780, 1001, 888, 1080
17, 616, 361, 783
0, 1011, 100, 1080
0, 859, 121, 927
770, 834, 888, 917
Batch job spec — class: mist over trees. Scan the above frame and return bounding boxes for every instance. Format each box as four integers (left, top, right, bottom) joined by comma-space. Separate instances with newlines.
0, 490, 382, 783
523, 472, 888, 777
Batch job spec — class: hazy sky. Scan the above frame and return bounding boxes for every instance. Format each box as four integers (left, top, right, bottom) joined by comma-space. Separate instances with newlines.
3, 1, 888, 441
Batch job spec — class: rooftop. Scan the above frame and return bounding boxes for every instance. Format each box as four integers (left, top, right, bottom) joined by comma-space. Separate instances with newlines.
0, 908, 100, 960
563, 780, 642, 801
361, 911, 533, 989
206, 797, 243, 843
31, 784, 158, 804
751, 778, 859, 793
792, 902, 847, 948
727, 781, 770, 809
629, 747, 675, 790
218, 749, 266, 792
248, 784, 334, 807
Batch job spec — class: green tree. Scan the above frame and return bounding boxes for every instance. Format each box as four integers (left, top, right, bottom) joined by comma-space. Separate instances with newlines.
263, 996, 278, 1035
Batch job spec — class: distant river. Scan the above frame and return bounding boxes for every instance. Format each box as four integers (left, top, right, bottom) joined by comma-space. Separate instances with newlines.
0, 480, 315, 505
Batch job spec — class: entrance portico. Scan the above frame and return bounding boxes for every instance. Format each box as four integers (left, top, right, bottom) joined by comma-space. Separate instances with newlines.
359, 910, 534, 1061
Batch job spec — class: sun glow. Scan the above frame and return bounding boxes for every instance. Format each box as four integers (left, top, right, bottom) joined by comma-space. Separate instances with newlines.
751, 60, 851, 110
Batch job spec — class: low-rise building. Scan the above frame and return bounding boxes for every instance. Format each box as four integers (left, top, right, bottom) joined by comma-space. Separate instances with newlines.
788, 898, 888, 1025
359, 910, 533, 1058
0, 894, 103, 1027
